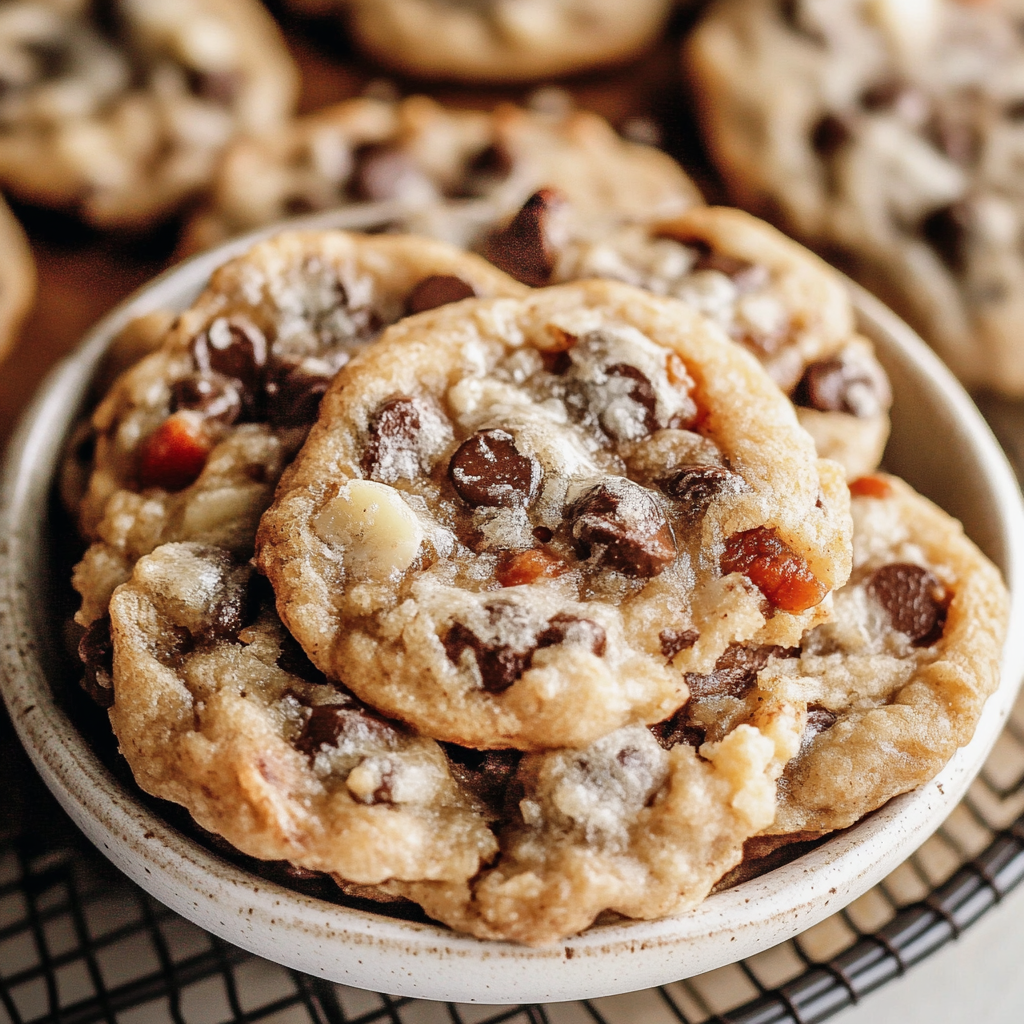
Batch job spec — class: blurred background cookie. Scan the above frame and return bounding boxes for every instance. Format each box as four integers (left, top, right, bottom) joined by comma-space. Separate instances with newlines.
0, 194, 35, 363
0, 0, 298, 228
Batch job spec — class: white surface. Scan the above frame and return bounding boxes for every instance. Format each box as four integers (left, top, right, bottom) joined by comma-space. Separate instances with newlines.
836, 883, 1024, 1023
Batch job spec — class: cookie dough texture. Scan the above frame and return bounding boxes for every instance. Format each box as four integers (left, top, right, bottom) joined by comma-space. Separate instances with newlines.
72, 231, 526, 625
179, 94, 701, 255
0, 0, 297, 227
256, 281, 853, 750
289, 0, 675, 83
109, 543, 499, 884
678, 474, 1009, 835
0, 196, 35, 362
688, 0, 1024, 395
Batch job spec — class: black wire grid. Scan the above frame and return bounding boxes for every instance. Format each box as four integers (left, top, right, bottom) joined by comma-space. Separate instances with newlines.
3, 683, 1024, 1024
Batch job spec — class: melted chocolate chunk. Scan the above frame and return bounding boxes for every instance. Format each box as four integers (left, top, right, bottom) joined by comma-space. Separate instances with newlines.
406, 275, 476, 315
659, 627, 700, 660
265, 358, 335, 429
793, 358, 888, 417
811, 113, 854, 158
661, 465, 735, 512
170, 372, 242, 425
443, 621, 532, 694
805, 704, 838, 737
449, 429, 540, 509
922, 202, 971, 273
209, 574, 256, 641
571, 478, 676, 578
685, 643, 799, 700
443, 745, 522, 811
466, 143, 514, 184
867, 563, 948, 646
351, 144, 434, 202
191, 318, 267, 409
535, 614, 607, 657
604, 364, 659, 435
295, 703, 399, 756
649, 710, 706, 751
484, 188, 568, 287
276, 633, 327, 684
689, 242, 769, 292
188, 69, 240, 106
362, 396, 422, 482
79, 616, 114, 709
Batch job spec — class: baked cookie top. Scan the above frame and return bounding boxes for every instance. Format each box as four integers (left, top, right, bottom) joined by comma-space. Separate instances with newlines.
657, 472, 1009, 834
256, 280, 853, 750
288, 0, 674, 83
0, 0, 297, 227
0, 196, 35, 363
179, 94, 702, 255
488, 197, 893, 477
71, 231, 527, 627
106, 542, 499, 885
688, 0, 1024, 394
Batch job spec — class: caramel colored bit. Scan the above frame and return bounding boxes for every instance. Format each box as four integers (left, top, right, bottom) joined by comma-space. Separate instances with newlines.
849, 474, 893, 499
721, 526, 826, 613
138, 413, 213, 492
497, 548, 566, 587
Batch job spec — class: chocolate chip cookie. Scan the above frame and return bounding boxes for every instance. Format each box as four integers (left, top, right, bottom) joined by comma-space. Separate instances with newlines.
71, 231, 527, 625
256, 280, 853, 750
0, 196, 35, 362
657, 472, 1009, 835
0, 0, 297, 227
106, 542, 499, 884
488, 197, 893, 478
178, 94, 701, 255
288, 0, 674, 83
688, 0, 1024, 394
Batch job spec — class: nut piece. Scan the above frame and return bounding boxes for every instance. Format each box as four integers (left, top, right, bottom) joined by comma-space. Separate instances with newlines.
314, 480, 423, 578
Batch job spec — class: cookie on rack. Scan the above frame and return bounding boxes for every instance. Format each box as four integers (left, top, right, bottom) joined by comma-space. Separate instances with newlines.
488, 196, 893, 478
178, 94, 701, 255
105, 542, 499, 886
70, 231, 527, 627
287, 0, 675, 83
688, 0, 1024, 395
256, 281, 853, 751
0, 196, 35, 363
0, 0, 297, 228
655, 472, 1008, 836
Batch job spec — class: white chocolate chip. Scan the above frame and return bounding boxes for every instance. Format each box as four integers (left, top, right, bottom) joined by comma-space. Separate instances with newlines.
314, 480, 423, 578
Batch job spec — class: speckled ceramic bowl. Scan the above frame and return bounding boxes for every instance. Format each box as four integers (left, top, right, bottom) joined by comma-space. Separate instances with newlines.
2, 206, 1023, 1004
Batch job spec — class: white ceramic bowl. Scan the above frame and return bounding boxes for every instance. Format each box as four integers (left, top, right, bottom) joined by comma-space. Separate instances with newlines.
2, 208, 1024, 1005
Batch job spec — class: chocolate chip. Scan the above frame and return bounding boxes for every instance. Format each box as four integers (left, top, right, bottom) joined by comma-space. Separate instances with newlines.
604, 364, 659, 435
685, 643, 799, 700
811, 113, 854, 158
484, 188, 568, 287
535, 614, 607, 657
659, 628, 699, 660
861, 79, 930, 123
79, 616, 114, 709
187, 69, 240, 105
443, 621, 532, 694
296, 703, 399, 756
406, 275, 476, 315
209, 576, 256, 641
362, 396, 422, 482
170, 372, 242, 425
351, 144, 435, 202
265, 358, 334, 429
922, 202, 971, 273
442, 745, 522, 811
449, 429, 541, 509
649, 711, 706, 751
805, 704, 837, 736
276, 633, 328, 684
571, 478, 676, 578
867, 563, 948, 646
661, 465, 736, 513
793, 357, 890, 417
533, 526, 553, 543
689, 243, 769, 292
191, 318, 267, 408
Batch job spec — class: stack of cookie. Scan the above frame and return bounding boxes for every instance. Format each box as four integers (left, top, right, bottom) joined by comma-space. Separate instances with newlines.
66, 205, 1008, 944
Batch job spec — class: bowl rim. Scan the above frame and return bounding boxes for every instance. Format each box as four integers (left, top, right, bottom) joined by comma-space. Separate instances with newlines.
2, 207, 1023, 1004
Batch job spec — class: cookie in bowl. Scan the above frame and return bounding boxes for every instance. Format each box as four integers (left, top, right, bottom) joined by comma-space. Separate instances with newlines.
255, 280, 853, 750
178, 94, 701, 256
688, 0, 1024, 395
0, 0, 297, 228
286, 0, 675, 83
488, 197, 893, 478
69, 231, 527, 638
